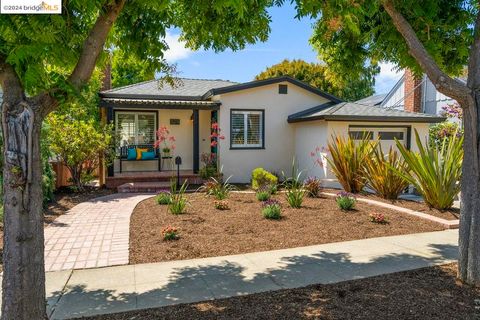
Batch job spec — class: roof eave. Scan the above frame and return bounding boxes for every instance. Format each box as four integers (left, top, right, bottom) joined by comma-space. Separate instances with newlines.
203, 76, 343, 103
99, 92, 205, 101
288, 114, 445, 123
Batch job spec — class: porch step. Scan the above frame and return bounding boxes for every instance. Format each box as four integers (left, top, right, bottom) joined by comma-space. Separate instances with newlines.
118, 182, 171, 193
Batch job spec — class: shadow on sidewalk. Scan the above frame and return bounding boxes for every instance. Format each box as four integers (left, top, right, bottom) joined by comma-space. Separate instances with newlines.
49, 243, 458, 319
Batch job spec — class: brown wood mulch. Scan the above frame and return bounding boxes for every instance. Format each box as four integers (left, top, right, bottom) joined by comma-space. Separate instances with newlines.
129, 192, 444, 265
82, 263, 479, 320
323, 188, 460, 221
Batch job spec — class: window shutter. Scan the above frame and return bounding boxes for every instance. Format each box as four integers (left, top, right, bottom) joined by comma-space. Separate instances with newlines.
116, 113, 136, 146
137, 114, 156, 144
247, 112, 261, 145
231, 112, 245, 145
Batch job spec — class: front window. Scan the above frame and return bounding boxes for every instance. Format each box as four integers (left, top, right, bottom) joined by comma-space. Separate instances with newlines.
115, 111, 156, 146
231, 110, 264, 149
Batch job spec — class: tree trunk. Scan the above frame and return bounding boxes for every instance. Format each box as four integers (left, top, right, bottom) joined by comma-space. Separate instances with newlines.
1, 100, 46, 319
458, 92, 480, 285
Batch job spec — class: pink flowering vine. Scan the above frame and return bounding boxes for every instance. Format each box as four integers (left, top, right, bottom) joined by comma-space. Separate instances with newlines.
210, 122, 225, 147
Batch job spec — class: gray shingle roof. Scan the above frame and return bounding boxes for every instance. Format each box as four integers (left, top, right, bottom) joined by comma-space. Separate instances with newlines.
288, 102, 445, 123
100, 78, 238, 100
355, 93, 387, 106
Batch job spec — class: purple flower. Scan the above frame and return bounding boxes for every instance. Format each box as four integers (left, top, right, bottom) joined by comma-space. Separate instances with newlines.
336, 191, 355, 199
262, 199, 281, 208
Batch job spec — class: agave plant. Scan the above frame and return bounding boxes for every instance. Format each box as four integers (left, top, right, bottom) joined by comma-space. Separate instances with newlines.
394, 129, 463, 210
327, 134, 376, 193
363, 145, 410, 200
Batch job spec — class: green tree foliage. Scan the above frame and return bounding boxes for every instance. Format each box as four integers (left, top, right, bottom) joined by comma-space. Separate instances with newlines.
47, 114, 114, 191
295, 0, 473, 80
111, 49, 156, 88
255, 59, 378, 101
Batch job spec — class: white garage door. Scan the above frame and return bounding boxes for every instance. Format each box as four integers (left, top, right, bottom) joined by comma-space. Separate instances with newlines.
348, 126, 408, 151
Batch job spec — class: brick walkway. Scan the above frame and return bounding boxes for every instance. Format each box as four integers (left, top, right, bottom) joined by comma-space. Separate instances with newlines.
44, 193, 153, 272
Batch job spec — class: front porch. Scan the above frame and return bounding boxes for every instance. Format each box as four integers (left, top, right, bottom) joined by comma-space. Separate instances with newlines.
99, 95, 220, 190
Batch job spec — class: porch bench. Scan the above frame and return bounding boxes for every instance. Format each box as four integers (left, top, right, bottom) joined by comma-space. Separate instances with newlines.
119, 144, 161, 173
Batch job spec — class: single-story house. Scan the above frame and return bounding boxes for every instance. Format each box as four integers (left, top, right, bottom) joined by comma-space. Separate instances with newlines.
98, 76, 444, 189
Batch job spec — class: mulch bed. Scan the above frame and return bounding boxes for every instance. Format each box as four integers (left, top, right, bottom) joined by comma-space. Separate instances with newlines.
323, 188, 460, 221
82, 263, 479, 320
130, 192, 444, 264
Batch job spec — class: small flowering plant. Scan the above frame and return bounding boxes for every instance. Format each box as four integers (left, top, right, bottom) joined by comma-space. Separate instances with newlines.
154, 126, 176, 154
214, 200, 230, 210
162, 226, 179, 241
262, 199, 281, 219
369, 213, 389, 224
256, 186, 272, 201
335, 191, 356, 211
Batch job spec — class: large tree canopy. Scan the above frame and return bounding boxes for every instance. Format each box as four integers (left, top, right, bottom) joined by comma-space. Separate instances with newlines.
255, 59, 378, 101
292, 0, 479, 285
0, 1, 276, 318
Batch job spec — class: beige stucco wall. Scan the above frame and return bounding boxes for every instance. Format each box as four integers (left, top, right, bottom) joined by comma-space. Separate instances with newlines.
113, 109, 211, 172
295, 120, 431, 188
216, 81, 330, 183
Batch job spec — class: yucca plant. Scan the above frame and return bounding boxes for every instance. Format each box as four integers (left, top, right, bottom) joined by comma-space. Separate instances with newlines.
394, 129, 463, 210
327, 135, 376, 193
363, 145, 410, 200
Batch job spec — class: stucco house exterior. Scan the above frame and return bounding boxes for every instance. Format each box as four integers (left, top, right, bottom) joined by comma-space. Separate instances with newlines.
98, 76, 444, 189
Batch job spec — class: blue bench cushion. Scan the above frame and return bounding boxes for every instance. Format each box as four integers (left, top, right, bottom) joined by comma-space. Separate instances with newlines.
141, 151, 156, 160
127, 148, 137, 160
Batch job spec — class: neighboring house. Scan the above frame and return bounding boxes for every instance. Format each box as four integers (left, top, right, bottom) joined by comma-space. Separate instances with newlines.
98, 76, 443, 189
374, 70, 460, 119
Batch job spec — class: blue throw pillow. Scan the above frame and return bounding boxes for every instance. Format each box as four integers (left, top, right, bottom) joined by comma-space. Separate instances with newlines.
141, 151, 155, 160
127, 148, 137, 160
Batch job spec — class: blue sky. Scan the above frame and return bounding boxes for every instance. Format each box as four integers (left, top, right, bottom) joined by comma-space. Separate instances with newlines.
164, 3, 402, 95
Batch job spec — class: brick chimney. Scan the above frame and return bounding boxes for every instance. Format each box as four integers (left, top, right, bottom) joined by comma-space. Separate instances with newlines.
101, 62, 112, 91
403, 69, 422, 113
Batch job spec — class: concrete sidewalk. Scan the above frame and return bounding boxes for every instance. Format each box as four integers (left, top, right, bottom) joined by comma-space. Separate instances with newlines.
46, 229, 458, 319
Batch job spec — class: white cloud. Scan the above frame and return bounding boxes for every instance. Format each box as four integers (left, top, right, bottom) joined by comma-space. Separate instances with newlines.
163, 31, 193, 63
375, 62, 403, 94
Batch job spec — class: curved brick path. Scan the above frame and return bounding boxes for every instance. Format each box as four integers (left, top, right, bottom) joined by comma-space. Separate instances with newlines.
44, 193, 153, 272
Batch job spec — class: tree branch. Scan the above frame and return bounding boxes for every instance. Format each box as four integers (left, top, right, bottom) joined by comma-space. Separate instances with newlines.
467, 10, 480, 89
382, 0, 471, 105
0, 55, 25, 107
69, 0, 126, 89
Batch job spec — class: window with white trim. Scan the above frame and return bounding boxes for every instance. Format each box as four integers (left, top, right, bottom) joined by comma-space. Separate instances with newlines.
115, 111, 157, 146
231, 110, 264, 148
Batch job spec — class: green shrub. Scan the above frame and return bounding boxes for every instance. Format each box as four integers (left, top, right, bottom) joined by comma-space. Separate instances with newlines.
429, 121, 463, 149
286, 187, 305, 208
256, 188, 271, 201
252, 168, 278, 190
200, 176, 235, 200
363, 146, 409, 200
304, 177, 322, 197
262, 199, 282, 219
394, 129, 463, 210
336, 192, 356, 211
327, 135, 375, 193
156, 191, 172, 205
168, 180, 188, 214
199, 166, 217, 179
